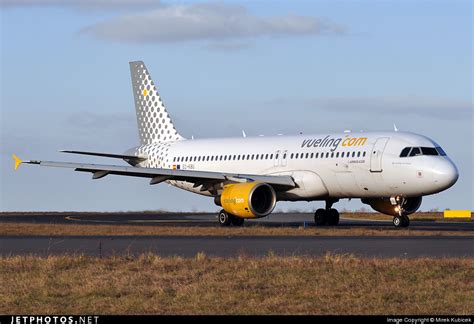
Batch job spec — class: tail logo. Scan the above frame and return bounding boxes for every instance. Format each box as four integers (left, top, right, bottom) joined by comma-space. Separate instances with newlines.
143, 89, 148, 97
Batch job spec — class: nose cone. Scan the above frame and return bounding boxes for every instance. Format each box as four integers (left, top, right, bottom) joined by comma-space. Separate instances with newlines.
433, 159, 458, 190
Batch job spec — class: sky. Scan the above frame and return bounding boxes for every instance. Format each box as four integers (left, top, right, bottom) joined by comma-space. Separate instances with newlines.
1, 0, 472, 212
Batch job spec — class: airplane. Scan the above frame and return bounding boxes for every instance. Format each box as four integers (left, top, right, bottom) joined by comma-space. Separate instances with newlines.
13, 61, 459, 228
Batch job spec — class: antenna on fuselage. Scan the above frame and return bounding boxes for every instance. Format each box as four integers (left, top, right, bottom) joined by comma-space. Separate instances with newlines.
393, 123, 399, 132
242, 130, 246, 138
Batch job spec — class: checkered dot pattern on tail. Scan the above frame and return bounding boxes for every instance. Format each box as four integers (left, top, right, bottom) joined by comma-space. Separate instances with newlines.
129, 61, 185, 145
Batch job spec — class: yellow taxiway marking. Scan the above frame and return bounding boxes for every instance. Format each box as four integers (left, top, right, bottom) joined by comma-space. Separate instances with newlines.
444, 210, 471, 219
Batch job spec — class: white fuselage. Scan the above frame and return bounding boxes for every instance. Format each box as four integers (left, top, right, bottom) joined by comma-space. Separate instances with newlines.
127, 131, 458, 202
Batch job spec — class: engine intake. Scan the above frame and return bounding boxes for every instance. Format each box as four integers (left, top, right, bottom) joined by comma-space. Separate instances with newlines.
220, 182, 276, 218
362, 197, 422, 216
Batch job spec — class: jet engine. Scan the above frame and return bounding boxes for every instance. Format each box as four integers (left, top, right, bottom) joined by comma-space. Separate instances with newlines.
218, 182, 276, 218
361, 197, 422, 216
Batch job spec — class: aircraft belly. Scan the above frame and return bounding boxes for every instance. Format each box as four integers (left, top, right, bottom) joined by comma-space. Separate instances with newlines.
167, 180, 214, 197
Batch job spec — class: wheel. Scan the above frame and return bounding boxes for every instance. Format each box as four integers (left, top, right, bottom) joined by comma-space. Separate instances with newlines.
231, 216, 245, 226
327, 208, 340, 226
314, 208, 327, 226
218, 209, 232, 226
393, 215, 403, 228
401, 215, 410, 227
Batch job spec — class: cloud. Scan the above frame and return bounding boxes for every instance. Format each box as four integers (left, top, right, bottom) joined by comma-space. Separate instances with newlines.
79, 3, 345, 43
204, 41, 254, 52
0, 0, 161, 10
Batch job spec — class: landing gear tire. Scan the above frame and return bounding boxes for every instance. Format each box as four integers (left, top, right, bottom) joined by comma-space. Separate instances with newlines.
314, 209, 327, 226
393, 215, 410, 228
393, 216, 402, 227
401, 215, 410, 228
327, 208, 340, 226
218, 209, 232, 227
231, 216, 245, 226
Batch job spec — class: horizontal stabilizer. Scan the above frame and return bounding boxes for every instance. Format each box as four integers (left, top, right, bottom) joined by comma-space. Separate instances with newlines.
59, 150, 147, 163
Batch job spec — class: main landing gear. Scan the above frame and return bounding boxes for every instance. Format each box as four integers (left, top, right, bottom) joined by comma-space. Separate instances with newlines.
314, 199, 340, 226
391, 197, 410, 228
218, 209, 245, 227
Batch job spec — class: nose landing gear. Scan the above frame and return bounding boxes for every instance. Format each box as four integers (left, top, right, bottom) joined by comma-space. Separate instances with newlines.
391, 197, 410, 228
314, 199, 340, 226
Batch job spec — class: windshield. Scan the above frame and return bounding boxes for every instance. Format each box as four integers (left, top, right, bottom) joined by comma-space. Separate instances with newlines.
400, 146, 445, 157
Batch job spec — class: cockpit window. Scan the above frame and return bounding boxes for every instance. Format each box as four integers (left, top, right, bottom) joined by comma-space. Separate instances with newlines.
409, 147, 422, 157
436, 146, 447, 156
420, 147, 439, 156
399, 147, 411, 157
400, 146, 444, 158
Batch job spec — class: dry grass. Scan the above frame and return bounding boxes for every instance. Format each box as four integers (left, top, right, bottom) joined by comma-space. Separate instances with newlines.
0, 222, 472, 236
0, 254, 472, 315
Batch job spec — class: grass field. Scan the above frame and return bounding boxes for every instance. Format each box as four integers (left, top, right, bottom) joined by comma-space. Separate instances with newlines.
1, 254, 472, 315
0, 222, 472, 236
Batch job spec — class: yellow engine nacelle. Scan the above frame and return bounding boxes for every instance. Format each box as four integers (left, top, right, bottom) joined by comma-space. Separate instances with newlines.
220, 182, 276, 218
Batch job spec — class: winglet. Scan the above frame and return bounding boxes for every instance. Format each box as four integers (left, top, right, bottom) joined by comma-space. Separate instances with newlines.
12, 154, 22, 170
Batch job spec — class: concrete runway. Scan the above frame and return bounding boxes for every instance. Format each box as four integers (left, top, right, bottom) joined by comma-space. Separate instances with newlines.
1, 212, 472, 257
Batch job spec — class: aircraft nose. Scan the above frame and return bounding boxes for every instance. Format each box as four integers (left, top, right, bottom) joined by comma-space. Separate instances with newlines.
432, 159, 458, 190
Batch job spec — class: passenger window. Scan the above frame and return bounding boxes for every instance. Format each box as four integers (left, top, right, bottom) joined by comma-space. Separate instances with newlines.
341, 152, 344, 158
363, 152, 366, 157
352, 152, 355, 157
265, 154, 269, 159
306, 153, 309, 159
409, 147, 422, 157
421, 147, 438, 156
251, 154, 255, 160
326, 152, 329, 158
336, 152, 339, 158
283, 153, 287, 159
357, 152, 361, 157
295, 153, 299, 159
315, 153, 319, 158
399, 147, 411, 157
310, 153, 314, 158
270, 154, 273, 159
331, 152, 334, 158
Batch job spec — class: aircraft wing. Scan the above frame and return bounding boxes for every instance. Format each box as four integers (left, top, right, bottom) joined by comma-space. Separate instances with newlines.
14, 156, 295, 189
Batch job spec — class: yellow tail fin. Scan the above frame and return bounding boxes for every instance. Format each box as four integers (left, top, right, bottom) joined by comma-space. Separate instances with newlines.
12, 154, 22, 170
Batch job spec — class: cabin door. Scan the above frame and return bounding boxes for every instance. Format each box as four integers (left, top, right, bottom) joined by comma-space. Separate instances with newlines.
370, 137, 389, 172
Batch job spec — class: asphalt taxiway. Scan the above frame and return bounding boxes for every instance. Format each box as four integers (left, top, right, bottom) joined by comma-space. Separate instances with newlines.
1, 212, 473, 231
1, 212, 472, 257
